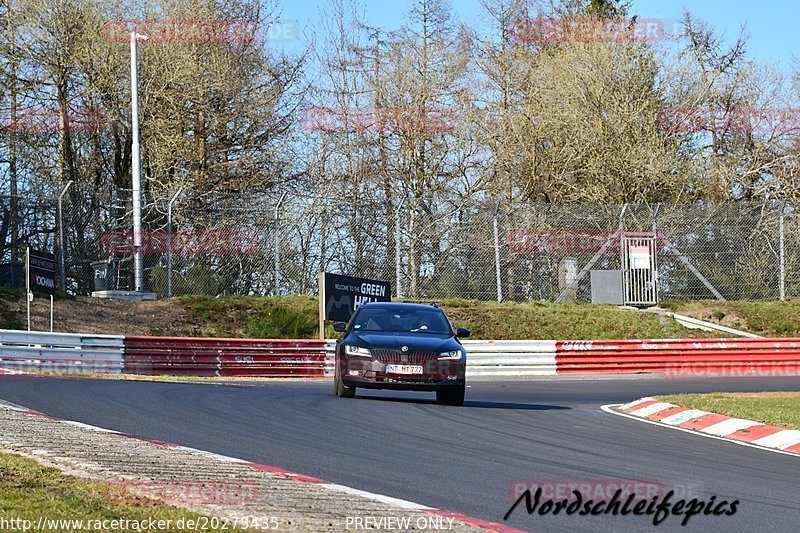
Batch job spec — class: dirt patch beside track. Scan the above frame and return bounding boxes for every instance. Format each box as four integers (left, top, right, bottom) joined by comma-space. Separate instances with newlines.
5, 295, 201, 336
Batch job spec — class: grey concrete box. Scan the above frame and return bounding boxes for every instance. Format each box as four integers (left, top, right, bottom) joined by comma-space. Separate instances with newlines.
591, 270, 623, 305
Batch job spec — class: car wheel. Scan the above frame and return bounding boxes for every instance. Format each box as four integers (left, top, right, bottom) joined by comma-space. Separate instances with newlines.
436, 386, 465, 406
334, 362, 356, 398
336, 377, 356, 398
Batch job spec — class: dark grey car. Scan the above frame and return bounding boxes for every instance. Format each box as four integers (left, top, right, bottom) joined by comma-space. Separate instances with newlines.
332, 302, 470, 405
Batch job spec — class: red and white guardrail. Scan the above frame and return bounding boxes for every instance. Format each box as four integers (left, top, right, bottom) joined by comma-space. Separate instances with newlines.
122, 336, 333, 377
2, 329, 800, 378
0, 329, 124, 374
462, 340, 556, 376
556, 338, 800, 377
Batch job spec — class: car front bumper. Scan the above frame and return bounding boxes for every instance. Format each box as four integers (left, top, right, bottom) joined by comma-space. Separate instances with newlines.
341, 376, 465, 391
339, 356, 465, 391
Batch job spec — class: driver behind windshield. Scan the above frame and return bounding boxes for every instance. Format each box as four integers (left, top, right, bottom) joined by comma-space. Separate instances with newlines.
353, 309, 450, 334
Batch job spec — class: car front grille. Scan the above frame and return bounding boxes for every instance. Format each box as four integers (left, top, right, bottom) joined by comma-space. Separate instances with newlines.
372, 349, 440, 364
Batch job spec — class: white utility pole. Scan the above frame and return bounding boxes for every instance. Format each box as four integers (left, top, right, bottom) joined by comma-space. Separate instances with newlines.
130, 32, 148, 292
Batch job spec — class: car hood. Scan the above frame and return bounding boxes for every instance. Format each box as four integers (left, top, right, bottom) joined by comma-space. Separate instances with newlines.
347, 331, 458, 352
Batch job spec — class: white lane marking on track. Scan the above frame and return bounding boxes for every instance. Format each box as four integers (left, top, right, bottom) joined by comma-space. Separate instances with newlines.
601, 404, 800, 458
629, 402, 676, 417
700, 418, 762, 437
0, 399, 38, 412
62, 421, 122, 434
172, 445, 250, 463
318, 483, 435, 510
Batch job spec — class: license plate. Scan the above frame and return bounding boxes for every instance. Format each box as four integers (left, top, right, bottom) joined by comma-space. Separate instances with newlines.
386, 364, 424, 375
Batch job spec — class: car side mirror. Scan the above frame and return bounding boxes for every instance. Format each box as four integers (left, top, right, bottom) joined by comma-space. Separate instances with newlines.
456, 327, 471, 338
333, 322, 348, 333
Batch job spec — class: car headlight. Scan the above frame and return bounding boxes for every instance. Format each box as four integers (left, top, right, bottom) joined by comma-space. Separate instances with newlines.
438, 349, 463, 360
345, 345, 372, 357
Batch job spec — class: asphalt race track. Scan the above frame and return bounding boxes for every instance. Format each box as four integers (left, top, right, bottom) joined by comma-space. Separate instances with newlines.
1, 375, 799, 532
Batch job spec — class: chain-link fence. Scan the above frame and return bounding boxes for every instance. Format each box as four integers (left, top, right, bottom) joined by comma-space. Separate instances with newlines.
2, 186, 798, 303
503, 202, 799, 302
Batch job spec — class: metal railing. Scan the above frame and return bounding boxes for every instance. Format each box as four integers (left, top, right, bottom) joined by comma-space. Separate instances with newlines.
5, 330, 800, 379
123, 336, 330, 377
0, 329, 124, 373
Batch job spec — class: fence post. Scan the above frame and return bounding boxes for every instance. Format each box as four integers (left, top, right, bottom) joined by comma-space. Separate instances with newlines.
395, 196, 407, 299
493, 201, 503, 302
274, 192, 288, 296
779, 201, 786, 301
57, 181, 73, 291
26, 247, 30, 330
166, 186, 184, 298
652, 203, 661, 303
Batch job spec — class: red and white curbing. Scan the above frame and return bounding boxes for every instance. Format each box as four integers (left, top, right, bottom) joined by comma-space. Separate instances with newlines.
615, 397, 800, 456
0, 400, 521, 533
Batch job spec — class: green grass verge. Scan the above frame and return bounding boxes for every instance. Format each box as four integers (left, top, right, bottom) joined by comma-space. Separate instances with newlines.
175, 295, 717, 340
434, 299, 716, 340
655, 392, 800, 430
661, 300, 800, 337
178, 295, 323, 338
9, 288, 798, 339
0, 452, 241, 532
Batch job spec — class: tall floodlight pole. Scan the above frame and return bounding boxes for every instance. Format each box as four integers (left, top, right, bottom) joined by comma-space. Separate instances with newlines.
130, 32, 148, 292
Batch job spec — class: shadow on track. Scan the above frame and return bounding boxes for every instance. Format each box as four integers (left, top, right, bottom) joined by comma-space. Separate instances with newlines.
353, 394, 569, 411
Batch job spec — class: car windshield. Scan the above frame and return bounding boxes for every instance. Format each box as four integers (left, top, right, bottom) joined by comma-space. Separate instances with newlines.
351, 307, 452, 335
